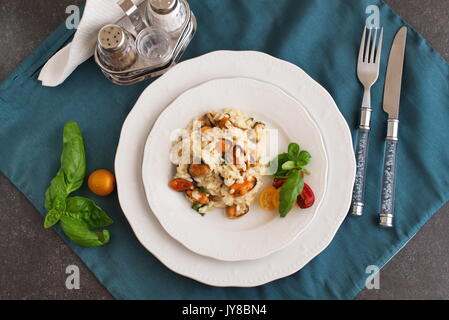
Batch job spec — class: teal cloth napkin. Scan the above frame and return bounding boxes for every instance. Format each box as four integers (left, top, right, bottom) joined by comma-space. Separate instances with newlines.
1, 0, 448, 300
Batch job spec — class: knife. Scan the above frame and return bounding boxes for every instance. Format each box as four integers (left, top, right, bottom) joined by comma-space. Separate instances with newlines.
379, 26, 407, 228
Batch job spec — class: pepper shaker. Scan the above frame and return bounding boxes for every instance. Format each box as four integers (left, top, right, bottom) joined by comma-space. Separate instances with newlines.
145, 0, 189, 35
96, 24, 137, 71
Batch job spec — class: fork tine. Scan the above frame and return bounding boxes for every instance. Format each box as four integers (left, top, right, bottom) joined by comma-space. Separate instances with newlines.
375, 27, 384, 64
358, 26, 367, 63
369, 28, 378, 63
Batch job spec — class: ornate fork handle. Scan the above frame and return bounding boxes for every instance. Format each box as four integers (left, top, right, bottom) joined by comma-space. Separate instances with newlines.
351, 103, 372, 216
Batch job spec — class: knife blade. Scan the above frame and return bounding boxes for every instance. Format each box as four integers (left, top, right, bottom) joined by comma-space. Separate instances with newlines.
379, 26, 407, 228
383, 26, 407, 119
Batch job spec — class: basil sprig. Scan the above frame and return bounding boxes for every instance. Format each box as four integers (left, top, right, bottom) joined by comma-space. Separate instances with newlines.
272, 143, 312, 217
44, 121, 113, 247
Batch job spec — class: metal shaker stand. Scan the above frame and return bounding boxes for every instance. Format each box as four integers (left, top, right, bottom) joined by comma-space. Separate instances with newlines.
94, 0, 196, 85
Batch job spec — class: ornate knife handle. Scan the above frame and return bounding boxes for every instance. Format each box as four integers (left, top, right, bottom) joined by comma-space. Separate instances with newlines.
351, 107, 372, 216
379, 120, 399, 227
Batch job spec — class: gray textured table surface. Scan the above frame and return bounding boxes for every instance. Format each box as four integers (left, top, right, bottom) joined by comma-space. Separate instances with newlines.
0, 0, 448, 300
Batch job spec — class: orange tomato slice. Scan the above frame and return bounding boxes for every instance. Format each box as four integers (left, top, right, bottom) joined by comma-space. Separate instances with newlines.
259, 186, 278, 211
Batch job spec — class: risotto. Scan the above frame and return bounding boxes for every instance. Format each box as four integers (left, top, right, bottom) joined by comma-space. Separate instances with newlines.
168, 109, 267, 219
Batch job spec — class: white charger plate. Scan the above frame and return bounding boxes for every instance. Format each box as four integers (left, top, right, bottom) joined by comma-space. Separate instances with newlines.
115, 51, 356, 287
142, 78, 328, 262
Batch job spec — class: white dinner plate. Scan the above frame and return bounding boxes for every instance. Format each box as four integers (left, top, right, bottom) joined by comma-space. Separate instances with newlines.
142, 78, 328, 262
115, 51, 356, 287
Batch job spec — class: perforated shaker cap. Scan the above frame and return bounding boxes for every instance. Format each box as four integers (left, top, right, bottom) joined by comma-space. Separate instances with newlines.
98, 24, 126, 52
150, 0, 178, 14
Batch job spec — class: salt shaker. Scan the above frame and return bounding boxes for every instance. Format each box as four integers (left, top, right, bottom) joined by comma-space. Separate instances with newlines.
118, 0, 173, 65
96, 24, 137, 71
145, 0, 189, 35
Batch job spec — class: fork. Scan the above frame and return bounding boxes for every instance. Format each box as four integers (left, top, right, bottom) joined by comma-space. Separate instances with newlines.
351, 26, 384, 216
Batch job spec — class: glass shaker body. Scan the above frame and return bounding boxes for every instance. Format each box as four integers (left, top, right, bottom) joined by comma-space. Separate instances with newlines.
145, 0, 189, 35
97, 24, 137, 71
136, 27, 173, 65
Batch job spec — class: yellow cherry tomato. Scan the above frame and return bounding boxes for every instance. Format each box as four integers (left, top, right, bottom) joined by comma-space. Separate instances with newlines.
271, 188, 281, 209
88, 169, 116, 196
259, 186, 278, 211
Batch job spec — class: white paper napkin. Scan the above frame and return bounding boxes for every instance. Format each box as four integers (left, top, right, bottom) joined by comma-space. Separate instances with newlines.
38, 0, 144, 87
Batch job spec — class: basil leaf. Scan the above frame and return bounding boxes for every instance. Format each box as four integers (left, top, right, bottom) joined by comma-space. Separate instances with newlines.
276, 153, 290, 166
297, 151, 312, 167
281, 161, 296, 171
44, 121, 86, 209
61, 121, 86, 194
288, 143, 300, 160
279, 169, 304, 217
44, 209, 62, 229
272, 153, 290, 176
273, 170, 290, 178
65, 196, 113, 229
60, 215, 110, 247
53, 193, 66, 211
45, 171, 67, 210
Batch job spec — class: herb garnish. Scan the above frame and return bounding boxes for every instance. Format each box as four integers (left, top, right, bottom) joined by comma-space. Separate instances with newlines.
44, 121, 113, 247
272, 143, 312, 217
192, 203, 206, 215
198, 188, 210, 194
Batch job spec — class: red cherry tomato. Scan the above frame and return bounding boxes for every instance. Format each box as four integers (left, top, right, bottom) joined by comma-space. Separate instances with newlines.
297, 183, 315, 209
273, 172, 305, 189
272, 178, 287, 189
